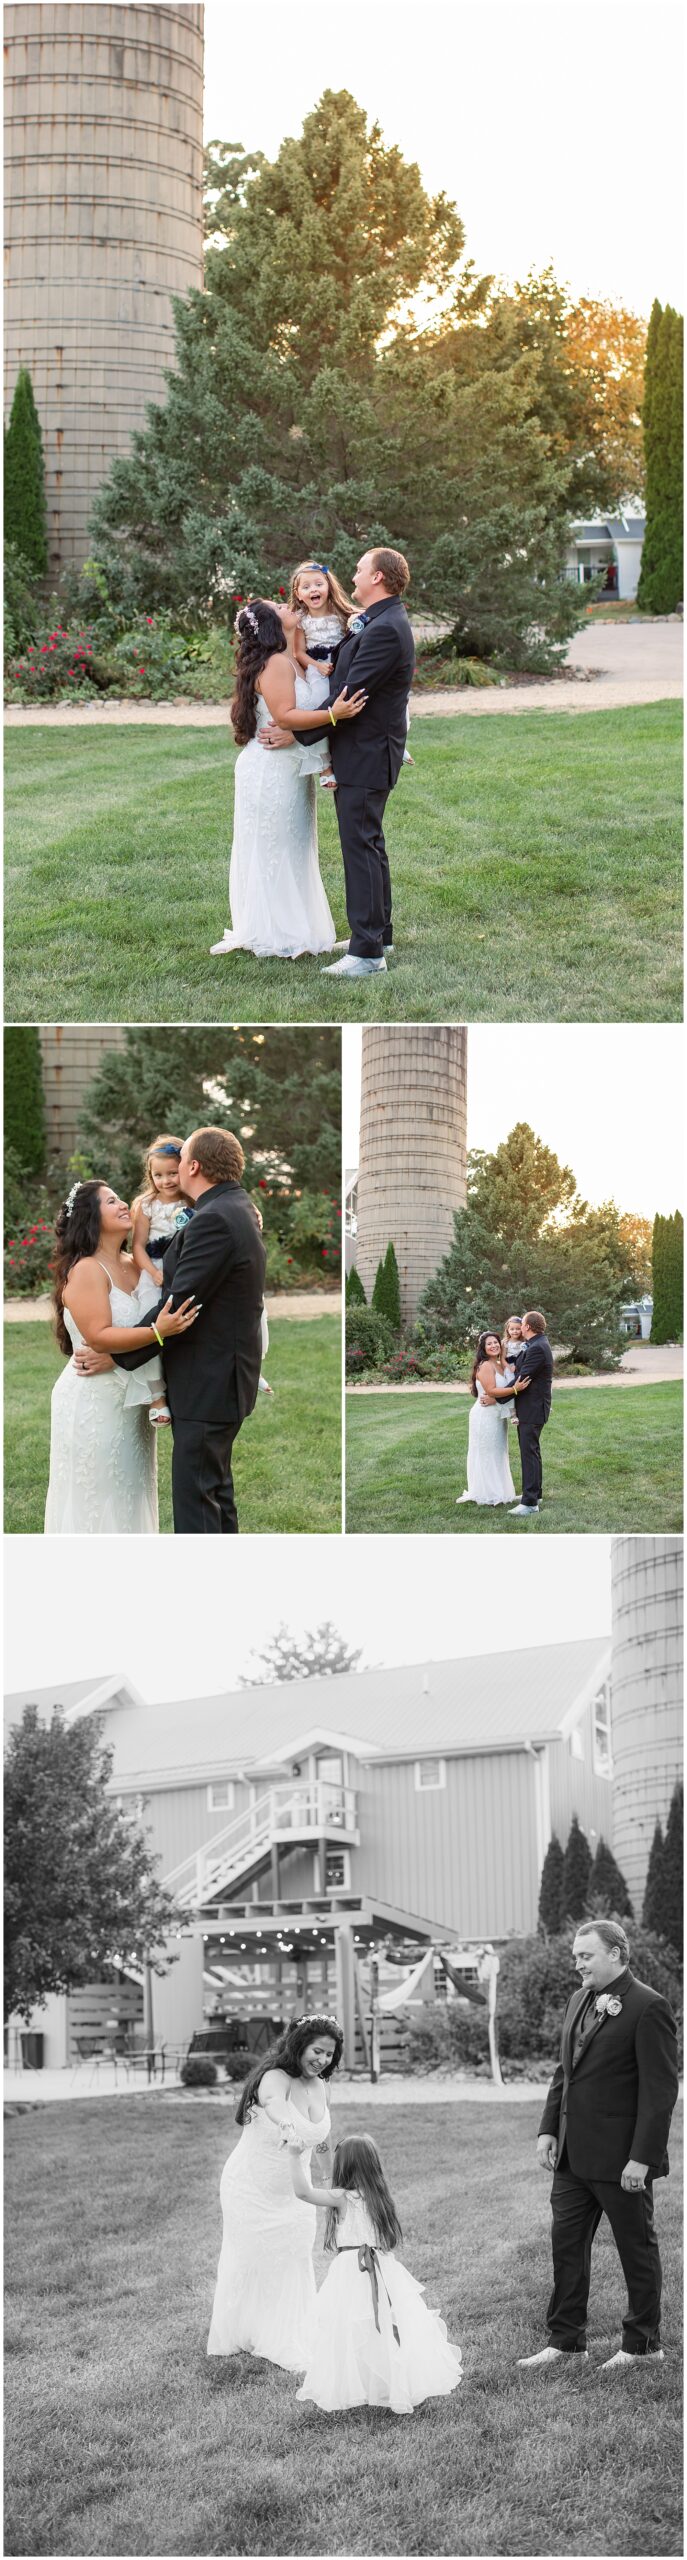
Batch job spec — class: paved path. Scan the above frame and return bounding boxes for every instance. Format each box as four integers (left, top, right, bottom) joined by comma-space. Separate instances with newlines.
5, 1290, 340, 1325
4, 621, 682, 725
3, 2065, 544, 2108
349, 1346, 683, 1395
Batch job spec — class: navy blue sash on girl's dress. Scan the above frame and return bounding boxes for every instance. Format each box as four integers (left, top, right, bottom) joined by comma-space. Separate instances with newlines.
338, 2244, 401, 2345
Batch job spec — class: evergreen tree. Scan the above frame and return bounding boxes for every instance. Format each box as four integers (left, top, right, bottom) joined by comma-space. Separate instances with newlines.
651, 1209, 683, 1342
346, 1265, 366, 1306
537, 1834, 565, 1935
4, 1708, 179, 2021
4, 368, 48, 575
561, 1814, 593, 1922
661, 1781, 683, 1957
372, 1244, 402, 1332
637, 302, 684, 613
3, 1029, 46, 1177
642, 1818, 666, 1936
587, 1836, 633, 1918
417, 1123, 626, 1366
77, 1025, 340, 1212
240, 1621, 363, 1685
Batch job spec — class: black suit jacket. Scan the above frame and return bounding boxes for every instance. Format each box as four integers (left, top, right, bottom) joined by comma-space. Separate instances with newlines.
538, 1970, 679, 2181
510, 1333, 553, 1423
115, 1183, 266, 1426
307, 596, 415, 790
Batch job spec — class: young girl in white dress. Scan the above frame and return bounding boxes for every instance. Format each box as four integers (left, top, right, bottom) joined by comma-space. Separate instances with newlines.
297, 2133, 462, 2415
131, 1136, 194, 1425
289, 561, 353, 785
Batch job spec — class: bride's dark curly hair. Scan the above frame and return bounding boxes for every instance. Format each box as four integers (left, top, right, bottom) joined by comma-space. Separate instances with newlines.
230, 600, 286, 744
52, 1179, 111, 1356
470, 1329, 502, 1396
235, 2013, 343, 2124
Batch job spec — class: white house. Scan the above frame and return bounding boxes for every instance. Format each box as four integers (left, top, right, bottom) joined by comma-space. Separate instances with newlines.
566, 515, 646, 601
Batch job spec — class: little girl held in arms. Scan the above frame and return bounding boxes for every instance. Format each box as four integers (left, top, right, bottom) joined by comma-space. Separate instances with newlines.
288, 561, 353, 787
295, 2133, 462, 2414
131, 1137, 194, 1425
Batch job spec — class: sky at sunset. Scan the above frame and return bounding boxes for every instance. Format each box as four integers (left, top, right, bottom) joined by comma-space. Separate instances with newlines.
203, 0, 683, 317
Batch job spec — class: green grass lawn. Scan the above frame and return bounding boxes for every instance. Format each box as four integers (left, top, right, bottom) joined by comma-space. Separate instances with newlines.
346, 1382, 683, 1535
4, 702, 682, 1022
3, 1317, 341, 1535
3, 2095, 681, 2557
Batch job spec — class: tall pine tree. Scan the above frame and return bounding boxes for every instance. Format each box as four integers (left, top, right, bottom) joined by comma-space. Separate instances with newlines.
417, 1123, 626, 1366
637, 301, 684, 613
661, 1781, 683, 1957
588, 1837, 633, 1918
346, 1266, 366, 1306
372, 1243, 402, 1332
4, 368, 48, 575
561, 1814, 593, 1922
651, 1209, 683, 1342
642, 1818, 666, 1936
3, 1029, 46, 1176
538, 1835, 565, 1935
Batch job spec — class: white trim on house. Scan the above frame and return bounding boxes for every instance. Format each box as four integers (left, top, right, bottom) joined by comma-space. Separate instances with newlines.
557, 1647, 612, 1742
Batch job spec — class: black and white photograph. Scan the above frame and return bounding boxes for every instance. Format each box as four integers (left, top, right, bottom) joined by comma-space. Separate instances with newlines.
3, 1536, 683, 2557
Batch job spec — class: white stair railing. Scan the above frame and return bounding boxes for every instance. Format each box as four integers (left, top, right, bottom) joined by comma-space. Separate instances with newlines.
164, 1780, 356, 1908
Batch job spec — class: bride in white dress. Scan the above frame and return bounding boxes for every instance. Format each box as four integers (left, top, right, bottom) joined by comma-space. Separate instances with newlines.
207, 2014, 344, 2371
457, 1329, 530, 1508
210, 599, 367, 960
44, 1178, 200, 1536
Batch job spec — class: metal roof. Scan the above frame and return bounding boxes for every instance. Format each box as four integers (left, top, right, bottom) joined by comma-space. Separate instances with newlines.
22, 1640, 611, 1784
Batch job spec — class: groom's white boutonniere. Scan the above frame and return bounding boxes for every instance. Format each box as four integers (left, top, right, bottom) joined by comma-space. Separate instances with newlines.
594, 1993, 622, 2018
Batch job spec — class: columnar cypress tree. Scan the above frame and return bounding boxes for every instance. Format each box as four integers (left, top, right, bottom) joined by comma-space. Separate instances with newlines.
561, 1814, 593, 1922
652, 1209, 683, 1341
538, 1835, 565, 1935
588, 1836, 633, 1918
372, 1244, 402, 1333
637, 302, 684, 613
346, 1265, 366, 1306
4, 367, 48, 575
642, 1818, 666, 1936
661, 1781, 683, 1957
3, 1029, 47, 1176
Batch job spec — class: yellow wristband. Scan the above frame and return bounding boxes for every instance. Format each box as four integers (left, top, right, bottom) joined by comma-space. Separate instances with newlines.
152, 1323, 163, 1346
329, 708, 337, 727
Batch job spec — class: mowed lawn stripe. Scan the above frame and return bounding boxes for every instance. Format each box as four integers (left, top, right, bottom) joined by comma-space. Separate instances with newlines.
4, 702, 682, 1022
3, 2098, 681, 2558
4, 1318, 341, 1536
345, 1382, 683, 1535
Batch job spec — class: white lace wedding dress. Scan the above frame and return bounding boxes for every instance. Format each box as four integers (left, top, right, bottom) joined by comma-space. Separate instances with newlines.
207, 2091, 330, 2370
216, 690, 337, 958
458, 1371, 516, 1507
44, 1272, 159, 1536
298, 2188, 463, 2414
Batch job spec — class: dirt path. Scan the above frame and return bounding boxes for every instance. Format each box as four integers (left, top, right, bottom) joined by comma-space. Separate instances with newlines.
5, 622, 682, 725
5, 1291, 341, 1324
348, 1346, 683, 1395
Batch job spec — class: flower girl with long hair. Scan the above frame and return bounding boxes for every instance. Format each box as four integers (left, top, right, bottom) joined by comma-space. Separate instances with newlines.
296, 2133, 462, 2414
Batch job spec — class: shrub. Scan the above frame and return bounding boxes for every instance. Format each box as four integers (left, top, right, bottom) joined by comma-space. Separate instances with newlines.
4, 367, 47, 574
346, 1266, 366, 1306
223, 2049, 261, 2083
497, 1928, 683, 2068
345, 1306, 396, 1368
404, 2003, 490, 2073
378, 1348, 425, 1380
4, 1030, 46, 1177
179, 2054, 218, 2088
372, 1242, 402, 1332
3, 541, 42, 655
4, 622, 102, 702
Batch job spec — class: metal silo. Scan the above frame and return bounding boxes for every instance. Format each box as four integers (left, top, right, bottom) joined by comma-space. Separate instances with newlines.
356, 1028, 468, 1326
610, 1537, 683, 1914
4, 3, 204, 573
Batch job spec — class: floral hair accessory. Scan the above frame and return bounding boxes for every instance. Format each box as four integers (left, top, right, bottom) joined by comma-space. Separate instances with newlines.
292, 2013, 341, 2032
237, 604, 259, 636
64, 1181, 82, 1215
594, 1992, 623, 2018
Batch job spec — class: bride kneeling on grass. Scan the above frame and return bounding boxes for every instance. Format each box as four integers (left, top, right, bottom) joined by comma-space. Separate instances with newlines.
457, 1329, 531, 1509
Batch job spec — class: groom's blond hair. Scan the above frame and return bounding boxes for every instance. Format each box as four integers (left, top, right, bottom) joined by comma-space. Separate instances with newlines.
187, 1127, 245, 1184
370, 547, 410, 596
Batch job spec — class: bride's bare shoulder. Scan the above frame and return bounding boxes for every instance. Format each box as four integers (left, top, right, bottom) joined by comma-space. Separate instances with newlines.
257, 2066, 289, 2096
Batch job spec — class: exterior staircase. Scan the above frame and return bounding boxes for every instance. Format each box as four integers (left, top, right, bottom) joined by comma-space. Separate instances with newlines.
163, 1780, 358, 1910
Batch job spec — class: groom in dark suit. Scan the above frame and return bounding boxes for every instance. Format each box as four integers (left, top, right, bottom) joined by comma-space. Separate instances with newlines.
518, 1920, 678, 2369
115, 1127, 266, 1534
508, 1309, 554, 1516
261, 546, 415, 976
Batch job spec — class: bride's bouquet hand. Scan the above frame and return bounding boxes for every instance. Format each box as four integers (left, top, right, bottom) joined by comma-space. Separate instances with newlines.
331, 685, 368, 720
156, 1294, 201, 1337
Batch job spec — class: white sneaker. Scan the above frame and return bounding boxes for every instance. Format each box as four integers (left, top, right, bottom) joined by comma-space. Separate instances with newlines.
509, 1503, 540, 1516
516, 2347, 588, 2367
321, 954, 387, 977
601, 2348, 664, 2369
210, 930, 235, 955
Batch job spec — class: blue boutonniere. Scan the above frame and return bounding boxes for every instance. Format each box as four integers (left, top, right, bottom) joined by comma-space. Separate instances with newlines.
348, 613, 368, 634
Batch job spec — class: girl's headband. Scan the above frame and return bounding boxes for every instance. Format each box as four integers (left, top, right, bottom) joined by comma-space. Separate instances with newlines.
152, 1144, 181, 1158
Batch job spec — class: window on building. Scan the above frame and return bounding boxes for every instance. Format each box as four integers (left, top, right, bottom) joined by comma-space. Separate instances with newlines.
207, 1781, 235, 1811
325, 1849, 350, 1890
414, 1759, 446, 1791
592, 1683, 612, 1776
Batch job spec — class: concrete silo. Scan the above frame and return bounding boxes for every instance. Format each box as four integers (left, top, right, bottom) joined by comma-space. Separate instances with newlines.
610, 1537, 683, 1914
356, 1028, 468, 1326
4, 4, 204, 573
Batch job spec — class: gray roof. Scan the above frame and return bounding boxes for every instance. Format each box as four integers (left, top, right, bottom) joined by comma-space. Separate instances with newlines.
571, 517, 645, 543
12, 1641, 611, 1782
4, 1673, 140, 1741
